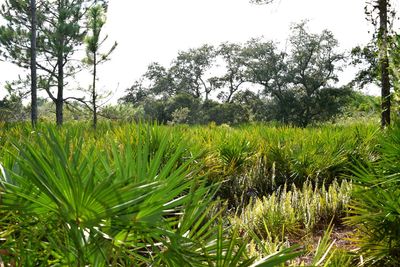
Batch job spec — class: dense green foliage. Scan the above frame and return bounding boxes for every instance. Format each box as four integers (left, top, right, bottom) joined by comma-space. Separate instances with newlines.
1, 123, 301, 266
0, 121, 385, 266
0, 93, 27, 121
234, 180, 352, 239
120, 23, 354, 127
346, 125, 400, 266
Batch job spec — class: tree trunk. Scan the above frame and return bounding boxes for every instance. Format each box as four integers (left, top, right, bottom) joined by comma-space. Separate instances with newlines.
30, 0, 37, 127
379, 0, 391, 128
56, 52, 64, 126
92, 53, 97, 129
55, 1, 65, 127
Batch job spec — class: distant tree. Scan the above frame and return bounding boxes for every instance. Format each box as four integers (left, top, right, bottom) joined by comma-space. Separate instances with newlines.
144, 62, 176, 97
120, 80, 150, 106
119, 22, 349, 126
286, 22, 345, 126
231, 90, 269, 121
164, 93, 201, 124
206, 102, 250, 125
241, 38, 291, 121
217, 42, 247, 103
131, 45, 243, 103
242, 38, 288, 96
83, 3, 117, 129
0, 93, 27, 122
345, 90, 380, 117
170, 44, 218, 100
142, 98, 168, 123
243, 23, 346, 126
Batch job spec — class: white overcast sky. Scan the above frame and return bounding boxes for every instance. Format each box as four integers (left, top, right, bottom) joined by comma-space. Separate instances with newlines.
0, 0, 384, 100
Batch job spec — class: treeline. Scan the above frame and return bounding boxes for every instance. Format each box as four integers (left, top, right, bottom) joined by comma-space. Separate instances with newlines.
0, 16, 382, 126
118, 23, 370, 126
0, 0, 397, 127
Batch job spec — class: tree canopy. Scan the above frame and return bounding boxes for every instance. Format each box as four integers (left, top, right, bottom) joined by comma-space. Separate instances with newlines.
121, 23, 351, 127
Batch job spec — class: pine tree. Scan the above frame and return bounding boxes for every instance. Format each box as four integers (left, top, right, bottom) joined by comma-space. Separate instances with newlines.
30, 0, 37, 126
83, 3, 117, 129
0, 0, 107, 125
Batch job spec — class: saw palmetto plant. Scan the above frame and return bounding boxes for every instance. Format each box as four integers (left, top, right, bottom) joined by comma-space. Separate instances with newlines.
0, 121, 384, 266
0, 124, 303, 266
346, 125, 400, 266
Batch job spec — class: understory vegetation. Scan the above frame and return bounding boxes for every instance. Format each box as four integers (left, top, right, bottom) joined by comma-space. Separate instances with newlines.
1, 121, 398, 266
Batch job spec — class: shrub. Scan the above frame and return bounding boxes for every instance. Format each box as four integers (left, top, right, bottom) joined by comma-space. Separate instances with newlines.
232, 180, 352, 240
346, 126, 400, 266
0, 124, 302, 266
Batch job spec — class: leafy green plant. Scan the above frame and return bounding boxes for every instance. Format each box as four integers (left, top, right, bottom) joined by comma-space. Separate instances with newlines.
309, 222, 337, 266
232, 180, 352, 240
346, 126, 400, 266
0, 124, 303, 266
0, 127, 209, 265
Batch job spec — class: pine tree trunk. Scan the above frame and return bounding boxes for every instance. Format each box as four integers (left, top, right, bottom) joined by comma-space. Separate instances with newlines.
92, 53, 97, 129
379, 0, 391, 128
30, 0, 37, 127
56, 53, 64, 126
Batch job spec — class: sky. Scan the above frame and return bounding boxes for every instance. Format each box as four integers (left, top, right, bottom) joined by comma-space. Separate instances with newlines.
0, 0, 381, 100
